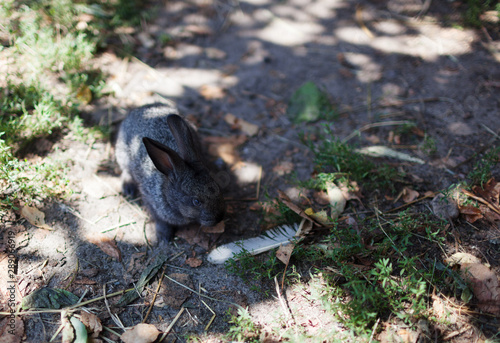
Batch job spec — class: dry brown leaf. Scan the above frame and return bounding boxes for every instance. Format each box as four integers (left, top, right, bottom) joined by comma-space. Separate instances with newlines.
121, 323, 160, 343
224, 114, 259, 136
338, 180, 362, 202
175, 225, 210, 250
0, 316, 24, 343
214, 143, 240, 165
204, 135, 247, 166
312, 190, 330, 205
185, 257, 203, 268
484, 207, 500, 222
161, 273, 193, 309
458, 205, 483, 223
276, 244, 294, 265
199, 84, 225, 100
472, 178, 499, 206
185, 24, 213, 36
401, 187, 419, 203
21, 206, 52, 230
326, 182, 347, 219
444, 252, 481, 266
305, 208, 331, 226
460, 263, 500, 314
87, 234, 122, 261
272, 161, 295, 176
201, 221, 225, 233
79, 311, 102, 338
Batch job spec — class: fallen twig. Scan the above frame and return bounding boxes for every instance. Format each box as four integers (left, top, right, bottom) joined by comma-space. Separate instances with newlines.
384, 192, 437, 214
163, 275, 244, 311
368, 318, 380, 343
462, 189, 500, 216
443, 325, 471, 341
201, 299, 216, 331
158, 307, 185, 342
274, 276, 291, 320
142, 266, 167, 323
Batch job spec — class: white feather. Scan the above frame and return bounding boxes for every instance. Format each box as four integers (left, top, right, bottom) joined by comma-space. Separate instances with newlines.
207, 223, 300, 264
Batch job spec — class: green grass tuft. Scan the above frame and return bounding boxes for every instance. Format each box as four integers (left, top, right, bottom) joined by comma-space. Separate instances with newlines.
303, 125, 400, 193
0, 0, 149, 214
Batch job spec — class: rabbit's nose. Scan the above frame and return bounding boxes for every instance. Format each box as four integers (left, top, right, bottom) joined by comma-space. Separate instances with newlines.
200, 209, 225, 227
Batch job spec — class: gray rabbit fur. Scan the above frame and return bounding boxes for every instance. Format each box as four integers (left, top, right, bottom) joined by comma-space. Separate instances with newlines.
115, 103, 225, 241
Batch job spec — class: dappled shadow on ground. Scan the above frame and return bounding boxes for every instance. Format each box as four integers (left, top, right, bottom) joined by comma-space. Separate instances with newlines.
4, 0, 500, 341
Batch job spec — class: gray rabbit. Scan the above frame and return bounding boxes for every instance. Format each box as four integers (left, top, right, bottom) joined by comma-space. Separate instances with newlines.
115, 103, 226, 241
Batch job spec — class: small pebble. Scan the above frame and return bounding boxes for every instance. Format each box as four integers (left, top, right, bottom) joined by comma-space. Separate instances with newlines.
431, 193, 459, 220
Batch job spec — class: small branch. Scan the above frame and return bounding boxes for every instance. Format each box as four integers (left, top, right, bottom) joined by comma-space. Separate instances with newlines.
201, 299, 216, 331
368, 318, 380, 343
274, 276, 291, 321
163, 275, 244, 311
158, 307, 185, 342
142, 266, 167, 323
462, 189, 500, 216
385, 192, 437, 214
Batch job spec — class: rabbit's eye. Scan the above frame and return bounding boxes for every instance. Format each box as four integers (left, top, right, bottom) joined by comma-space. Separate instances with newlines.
192, 198, 201, 206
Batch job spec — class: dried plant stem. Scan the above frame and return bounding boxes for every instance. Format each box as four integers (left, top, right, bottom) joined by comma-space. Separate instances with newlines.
201, 299, 216, 331
163, 275, 244, 310
142, 266, 167, 323
274, 277, 291, 320
158, 307, 185, 342
462, 189, 500, 215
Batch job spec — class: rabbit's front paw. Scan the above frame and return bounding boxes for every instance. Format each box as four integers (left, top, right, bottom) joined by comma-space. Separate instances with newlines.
122, 181, 138, 198
156, 221, 175, 242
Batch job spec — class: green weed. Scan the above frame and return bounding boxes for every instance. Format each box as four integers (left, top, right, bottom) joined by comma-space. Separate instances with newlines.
304, 125, 400, 193
0, 0, 132, 212
421, 134, 437, 156
226, 308, 261, 343
0, 135, 71, 213
225, 248, 282, 295
272, 210, 447, 335
468, 145, 500, 187
463, 0, 499, 27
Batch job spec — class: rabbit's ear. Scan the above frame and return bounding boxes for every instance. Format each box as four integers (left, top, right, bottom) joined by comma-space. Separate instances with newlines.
167, 114, 201, 163
143, 137, 185, 175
